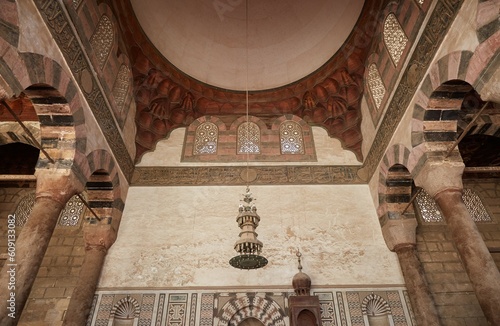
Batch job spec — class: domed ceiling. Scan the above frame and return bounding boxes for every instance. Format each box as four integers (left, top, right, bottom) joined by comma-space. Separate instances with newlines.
114, 1, 384, 161
131, 0, 365, 91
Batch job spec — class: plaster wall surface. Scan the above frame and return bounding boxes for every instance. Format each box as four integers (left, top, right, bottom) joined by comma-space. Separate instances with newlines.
99, 184, 403, 289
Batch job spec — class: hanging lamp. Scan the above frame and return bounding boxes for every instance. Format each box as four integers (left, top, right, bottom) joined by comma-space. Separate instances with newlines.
229, 0, 268, 270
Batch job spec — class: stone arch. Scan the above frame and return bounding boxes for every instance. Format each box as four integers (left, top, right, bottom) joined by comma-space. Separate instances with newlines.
475, 1, 500, 43
411, 47, 499, 151
0, 0, 19, 47
0, 42, 87, 182
409, 46, 500, 176
81, 149, 124, 223
377, 144, 413, 220
217, 295, 286, 326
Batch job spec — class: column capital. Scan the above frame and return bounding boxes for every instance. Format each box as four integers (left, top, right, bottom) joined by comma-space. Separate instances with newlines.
381, 218, 418, 251
413, 158, 464, 197
35, 169, 84, 205
83, 224, 117, 252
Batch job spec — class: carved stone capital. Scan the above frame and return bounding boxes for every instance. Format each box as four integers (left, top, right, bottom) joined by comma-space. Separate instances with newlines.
83, 224, 117, 251
413, 158, 464, 198
34, 169, 84, 205
381, 218, 418, 251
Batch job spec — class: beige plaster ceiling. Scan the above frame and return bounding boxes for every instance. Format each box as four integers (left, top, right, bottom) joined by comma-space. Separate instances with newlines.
131, 0, 365, 91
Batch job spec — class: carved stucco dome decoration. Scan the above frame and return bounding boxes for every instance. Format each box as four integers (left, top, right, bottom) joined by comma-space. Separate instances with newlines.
119, 0, 381, 162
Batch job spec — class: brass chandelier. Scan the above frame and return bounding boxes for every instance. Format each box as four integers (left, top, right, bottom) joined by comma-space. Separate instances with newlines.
229, 0, 267, 270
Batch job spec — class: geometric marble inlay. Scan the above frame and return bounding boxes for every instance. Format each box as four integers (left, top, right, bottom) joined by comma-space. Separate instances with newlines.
88, 288, 414, 325
384, 14, 408, 66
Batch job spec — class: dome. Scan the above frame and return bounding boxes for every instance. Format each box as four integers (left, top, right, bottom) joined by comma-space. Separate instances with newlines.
292, 271, 311, 296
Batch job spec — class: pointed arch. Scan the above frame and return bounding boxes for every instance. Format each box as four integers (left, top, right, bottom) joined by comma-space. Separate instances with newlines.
217, 295, 286, 326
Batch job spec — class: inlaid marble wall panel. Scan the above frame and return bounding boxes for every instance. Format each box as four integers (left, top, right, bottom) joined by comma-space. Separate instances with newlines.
88, 287, 414, 326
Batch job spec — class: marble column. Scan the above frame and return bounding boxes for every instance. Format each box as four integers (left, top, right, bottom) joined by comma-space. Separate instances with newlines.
0, 171, 81, 325
64, 224, 117, 325
382, 218, 441, 326
414, 160, 500, 325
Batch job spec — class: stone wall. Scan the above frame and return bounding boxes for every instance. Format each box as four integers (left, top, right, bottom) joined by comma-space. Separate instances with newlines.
416, 178, 500, 326
88, 287, 415, 325
0, 187, 86, 325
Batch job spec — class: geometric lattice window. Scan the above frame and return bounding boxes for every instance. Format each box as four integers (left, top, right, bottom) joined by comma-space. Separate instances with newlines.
58, 194, 86, 227
194, 122, 218, 155
462, 188, 492, 222
280, 121, 304, 154
415, 189, 444, 222
238, 122, 260, 154
367, 63, 386, 110
13, 191, 35, 227
90, 15, 114, 70
415, 188, 492, 223
112, 65, 131, 113
383, 14, 408, 66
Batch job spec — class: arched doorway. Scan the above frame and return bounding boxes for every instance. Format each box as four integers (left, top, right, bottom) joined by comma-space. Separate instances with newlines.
239, 317, 264, 326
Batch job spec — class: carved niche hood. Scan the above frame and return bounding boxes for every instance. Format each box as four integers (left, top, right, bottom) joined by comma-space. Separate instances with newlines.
114, 0, 382, 162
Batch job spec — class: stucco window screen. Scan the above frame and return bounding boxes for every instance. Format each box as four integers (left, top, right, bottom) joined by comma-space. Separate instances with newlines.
415, 188, 492, 223
90, 15, 114, 70
194, 122, 218, 155
462, 188, 492, 222
280, 121, 304, 154
13, 191, 35, 227
367, 64, 386, 110
237, 122, 261, 154
112, 64, 131, 113
58, 194, 86, 227
415, 189, 444, 222
383, 14, 408, 66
